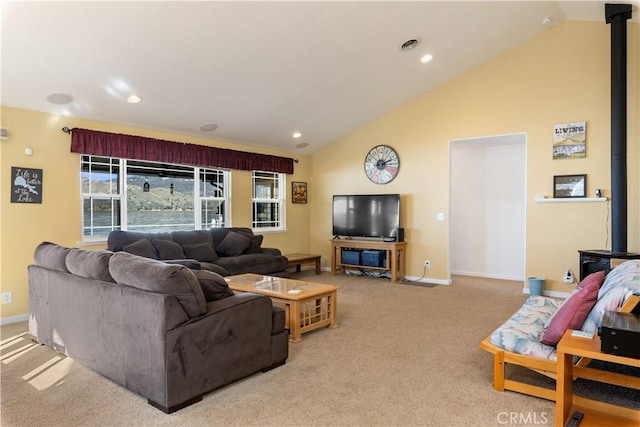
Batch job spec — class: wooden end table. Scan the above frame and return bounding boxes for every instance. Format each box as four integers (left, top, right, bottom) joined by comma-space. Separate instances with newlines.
556, 330, 640, 427
225, 273, 338, 343
285, 253, 321, 274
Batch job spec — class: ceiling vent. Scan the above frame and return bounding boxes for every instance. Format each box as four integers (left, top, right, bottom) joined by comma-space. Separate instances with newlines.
400, 39, 419, 51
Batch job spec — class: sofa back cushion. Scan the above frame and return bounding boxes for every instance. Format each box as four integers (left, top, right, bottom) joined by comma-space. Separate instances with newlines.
216, 231, 251, 257
109, 252, 207, 318
33, 241, 72, 273
123, 238, 158, 259
66, 248, 115, 283
152, 239, 185, 260
182, 242, 218, 262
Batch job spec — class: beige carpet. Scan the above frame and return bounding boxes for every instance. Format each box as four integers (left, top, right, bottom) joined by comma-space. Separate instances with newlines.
1, 273, 561, 426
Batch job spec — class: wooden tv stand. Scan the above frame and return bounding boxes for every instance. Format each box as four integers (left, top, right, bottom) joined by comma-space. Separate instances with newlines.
330, 239, 406, 282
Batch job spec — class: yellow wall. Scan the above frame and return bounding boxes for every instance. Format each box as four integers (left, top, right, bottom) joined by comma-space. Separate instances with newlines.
2, 20, 639, 320
310, 21, 639, 291
0, 108, 310, 318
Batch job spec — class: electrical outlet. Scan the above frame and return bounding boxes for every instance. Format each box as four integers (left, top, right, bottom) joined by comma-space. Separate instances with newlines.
563, 270, 574, 284
1, 292, 12, 304
423, 260, 430, 269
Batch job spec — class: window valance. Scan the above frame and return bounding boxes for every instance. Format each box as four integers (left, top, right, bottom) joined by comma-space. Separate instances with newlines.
68, 128, 295, 174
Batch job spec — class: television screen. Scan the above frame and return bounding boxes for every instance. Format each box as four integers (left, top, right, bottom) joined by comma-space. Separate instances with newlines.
332, 194, 400, 239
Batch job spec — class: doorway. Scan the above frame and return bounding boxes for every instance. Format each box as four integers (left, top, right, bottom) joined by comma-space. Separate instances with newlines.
449, 134, 526, 280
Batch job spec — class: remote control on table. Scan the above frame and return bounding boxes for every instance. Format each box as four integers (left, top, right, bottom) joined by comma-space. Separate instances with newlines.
565, 411, 583, 427
570, 330, 594, 339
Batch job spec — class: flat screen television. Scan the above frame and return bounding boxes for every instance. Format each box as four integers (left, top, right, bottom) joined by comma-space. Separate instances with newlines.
332, 194, 400, 239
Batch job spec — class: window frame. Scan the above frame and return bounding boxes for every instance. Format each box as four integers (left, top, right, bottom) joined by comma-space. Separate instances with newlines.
251, 170, 286, 232
80, 155, 230, 242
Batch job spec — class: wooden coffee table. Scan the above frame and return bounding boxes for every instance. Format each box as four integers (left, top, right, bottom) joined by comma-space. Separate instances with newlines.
225, 273, 338, 343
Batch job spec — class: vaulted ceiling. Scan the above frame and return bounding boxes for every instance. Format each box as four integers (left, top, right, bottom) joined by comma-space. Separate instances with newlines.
2, 1, 637, 153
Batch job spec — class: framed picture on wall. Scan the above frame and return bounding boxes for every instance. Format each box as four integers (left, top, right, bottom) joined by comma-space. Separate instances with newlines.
292, 181, 307, 204
553, 174, 586, 198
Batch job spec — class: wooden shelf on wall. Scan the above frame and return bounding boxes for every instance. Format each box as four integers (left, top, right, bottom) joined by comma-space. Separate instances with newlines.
534, 196, 608, 203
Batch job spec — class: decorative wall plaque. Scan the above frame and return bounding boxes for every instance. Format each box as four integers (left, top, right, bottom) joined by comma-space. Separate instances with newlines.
11, 167, 42, 203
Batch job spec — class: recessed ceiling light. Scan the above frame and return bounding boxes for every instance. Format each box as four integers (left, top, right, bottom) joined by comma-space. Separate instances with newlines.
295, 142, 309, 149
200, 123, 219, 132
126, 95, 142, 104
46, 93, 74, 105
400, 38, 420, 51
541, 17, 552, 26
292, 131, 302, 139
421, 54, 433, 63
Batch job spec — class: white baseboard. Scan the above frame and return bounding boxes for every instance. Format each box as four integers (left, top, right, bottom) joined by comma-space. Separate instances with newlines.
0, 313, 29, 325
450, 270, 523, 281
403, 276, 451, 285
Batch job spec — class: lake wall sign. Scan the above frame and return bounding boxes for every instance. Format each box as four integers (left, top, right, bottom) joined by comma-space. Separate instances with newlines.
11, 167, 42, 204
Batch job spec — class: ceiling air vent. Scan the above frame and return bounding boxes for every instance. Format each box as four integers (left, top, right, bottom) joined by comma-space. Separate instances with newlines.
400, 39, 419, 51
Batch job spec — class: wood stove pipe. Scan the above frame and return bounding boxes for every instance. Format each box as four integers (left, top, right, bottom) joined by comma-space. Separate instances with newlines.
605, 3, 632, 253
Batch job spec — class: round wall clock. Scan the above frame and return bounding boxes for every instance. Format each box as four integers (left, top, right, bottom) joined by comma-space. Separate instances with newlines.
364, 145, 400, 184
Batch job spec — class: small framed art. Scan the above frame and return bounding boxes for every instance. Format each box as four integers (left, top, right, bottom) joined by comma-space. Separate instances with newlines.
553, 174, 586, 198
292, 181, 307, 204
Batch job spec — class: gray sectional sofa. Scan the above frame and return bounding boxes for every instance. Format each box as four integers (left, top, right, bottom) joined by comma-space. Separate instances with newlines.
28, 242, 289, 413
107, 227, 289, 277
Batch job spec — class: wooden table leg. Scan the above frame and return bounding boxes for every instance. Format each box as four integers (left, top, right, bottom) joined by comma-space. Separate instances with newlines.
288, 300, 302, 343
315, 257, 321, 274
328, 291, 338, 329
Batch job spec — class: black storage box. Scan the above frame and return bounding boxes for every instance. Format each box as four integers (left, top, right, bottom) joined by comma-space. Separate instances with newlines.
342, 249, 361, 266
361, 250, 386, 267
599, 310, 640, 359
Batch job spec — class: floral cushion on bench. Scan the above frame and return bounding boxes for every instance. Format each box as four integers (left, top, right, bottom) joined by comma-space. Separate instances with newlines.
489, 295, 561, 361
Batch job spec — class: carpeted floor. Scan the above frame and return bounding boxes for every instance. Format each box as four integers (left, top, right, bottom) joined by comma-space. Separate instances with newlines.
0, 272, 636, 426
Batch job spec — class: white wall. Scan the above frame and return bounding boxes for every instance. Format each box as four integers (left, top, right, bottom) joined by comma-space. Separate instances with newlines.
450, 134, 526, 280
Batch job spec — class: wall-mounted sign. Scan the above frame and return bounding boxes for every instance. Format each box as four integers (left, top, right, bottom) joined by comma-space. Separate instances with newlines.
553, 121, 586, 159
11, 167, 42, 203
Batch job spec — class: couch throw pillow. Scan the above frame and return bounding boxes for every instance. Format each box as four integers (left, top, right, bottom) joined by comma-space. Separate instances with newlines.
216, 231, 251, 257
183, 242, 218, 262
123, 238, 158, 259
152, 239, 185, 260
192, 270, 235, 301
65, 248, 115, 283
109, 252, 206, 318
33, 241, 72, 273
244, 235, 264, 254
539, 271, 604, 346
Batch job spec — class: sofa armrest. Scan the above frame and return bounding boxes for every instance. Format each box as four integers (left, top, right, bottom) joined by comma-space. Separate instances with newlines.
260, 247, 282, 256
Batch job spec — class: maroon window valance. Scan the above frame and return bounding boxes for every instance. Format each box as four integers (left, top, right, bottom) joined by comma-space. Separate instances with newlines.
69, 128, 294, 174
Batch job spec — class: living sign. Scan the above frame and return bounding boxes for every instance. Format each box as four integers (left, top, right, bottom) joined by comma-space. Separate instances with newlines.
11, 167, 43, 203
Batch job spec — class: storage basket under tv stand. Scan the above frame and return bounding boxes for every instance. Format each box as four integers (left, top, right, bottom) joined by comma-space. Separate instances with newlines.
330, 239, 406, 282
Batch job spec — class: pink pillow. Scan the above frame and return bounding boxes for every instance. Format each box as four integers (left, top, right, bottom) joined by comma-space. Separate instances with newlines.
539, 271, 605, 346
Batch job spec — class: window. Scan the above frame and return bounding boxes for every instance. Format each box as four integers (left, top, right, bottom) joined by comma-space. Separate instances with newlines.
252, 171, 285, 230
80, 155, 229, 240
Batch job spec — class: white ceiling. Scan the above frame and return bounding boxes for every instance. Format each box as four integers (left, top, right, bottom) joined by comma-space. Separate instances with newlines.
1, 1, 637, 154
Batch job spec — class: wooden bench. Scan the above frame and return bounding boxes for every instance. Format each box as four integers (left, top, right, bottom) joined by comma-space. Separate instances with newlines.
285, 253, 321, 275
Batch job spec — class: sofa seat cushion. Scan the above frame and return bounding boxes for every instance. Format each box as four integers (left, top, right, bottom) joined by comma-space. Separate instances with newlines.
33, 241, 72, 273
489, 295, 561, 361
65, 248, 115, 283
199, 262, 230, 276
123, 238, 158, 259
152, 239, 185, 260
214, 253, 288, 275
192, 270, 235, 301
109, 252, 207, 317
